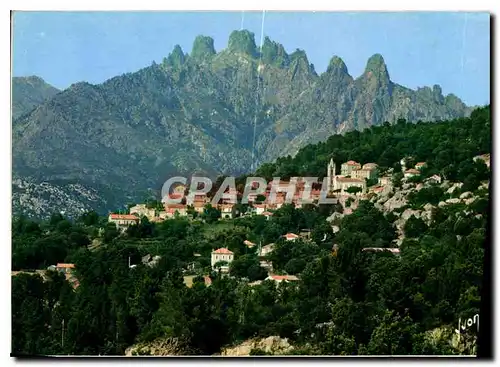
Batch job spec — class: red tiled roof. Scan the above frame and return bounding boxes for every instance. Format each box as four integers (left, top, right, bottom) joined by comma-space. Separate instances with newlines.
165, 203, 186, 209
283, 233, 299, 240
244, 240, 256, 247
56, 263, 75, 269
212, 248, 234, 255
405, 169, 420, 174
268, 275, 299, 281
204, 276, 212, 286
345, 160, 360, 165
415, 162, 426, 166
109, 214, 139, 220
168, 193, 183, 199
262, 211, 273, 216
336, 177, 364, 183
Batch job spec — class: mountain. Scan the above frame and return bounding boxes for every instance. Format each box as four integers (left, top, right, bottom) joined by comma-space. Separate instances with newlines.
12, 30, 473, 217
12, 76, 60, 120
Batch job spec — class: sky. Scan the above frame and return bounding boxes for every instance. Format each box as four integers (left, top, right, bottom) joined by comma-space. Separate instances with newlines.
12, 11, 490, 106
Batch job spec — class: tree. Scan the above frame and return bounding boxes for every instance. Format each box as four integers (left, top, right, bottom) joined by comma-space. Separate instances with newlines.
202, 204, 221, 224
404, 216, 428, 238
346, 186, 362, 195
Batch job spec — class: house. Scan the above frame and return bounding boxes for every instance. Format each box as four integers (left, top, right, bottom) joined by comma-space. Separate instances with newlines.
129, 204, 156, 220
415, 162, 426, 170
283, 233, 300, 241
378, 176, 392, 186
253, 204, 266, 215
259, 243, 275, 257
220, 204, 234, 219
108, 214, 140, 229
362, 163, 378, 171
350, 163, 378, 180
425, 174, 442, 185
266, 274, 299, 284
341, 160, 362, 176
404, 169, 421, 178
211, 248, 234, 272
259, 260, 273, 271
164, 203, 187, 217
333, 176, 366, 194
299, 229, 312, 240
371, 186, 384, 194
192, 201, 205, 213
55, 263, 75, 274
351, 168, 375, 180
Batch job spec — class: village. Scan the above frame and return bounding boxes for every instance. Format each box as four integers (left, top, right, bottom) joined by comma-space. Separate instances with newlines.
107, 157, 441, 227
25, 153, 489, 291
104, 157, 443, 287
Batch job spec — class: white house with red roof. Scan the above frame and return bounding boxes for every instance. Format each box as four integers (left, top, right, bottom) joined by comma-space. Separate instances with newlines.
415, 162, 426, 170
55, 263, 75, 274
341, 160, 362, 176
108, 214, 140, 229
211, 248, 234, 272
129, 204, 156, 220
404, 168, 421, 178
266, 274, 299, 284
283, 233, 300, 241
164, 203, 187, 218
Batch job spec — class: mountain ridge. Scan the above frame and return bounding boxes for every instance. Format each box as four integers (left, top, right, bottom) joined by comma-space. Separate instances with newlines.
12, 30, 473, 217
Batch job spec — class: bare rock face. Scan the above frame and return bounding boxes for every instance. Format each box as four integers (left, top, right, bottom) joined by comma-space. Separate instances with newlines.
459, 191, 473, 199
125, 338, 190, 356
221, 336, 293, 356
326, 212, 344, 223
401, 208, 421, 221
423, 203, 435, 212
446, 198, 461, 205
383, 191, 408, 211
464, 197, 476, 206
440, 180, 451, 190
446, 182, 463, 195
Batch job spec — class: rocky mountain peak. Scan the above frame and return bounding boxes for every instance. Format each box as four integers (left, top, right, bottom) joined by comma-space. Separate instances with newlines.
364, 53, 390, 81
261, 36, 290, 68
191, 35, 216, 60
164, 44, 186, 68
227, 30, 258, 57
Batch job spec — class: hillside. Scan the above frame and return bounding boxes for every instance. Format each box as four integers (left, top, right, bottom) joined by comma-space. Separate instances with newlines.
12, 76, 60, 120
12, 30, 473, 217
12, 109, 489, 356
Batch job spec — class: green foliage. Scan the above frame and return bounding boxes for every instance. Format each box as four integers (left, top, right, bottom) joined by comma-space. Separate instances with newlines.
346, 186, 362, 195
408, 186, 445, 208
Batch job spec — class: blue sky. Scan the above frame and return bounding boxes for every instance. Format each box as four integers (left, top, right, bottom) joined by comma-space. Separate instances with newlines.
12, 11, 490, 106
